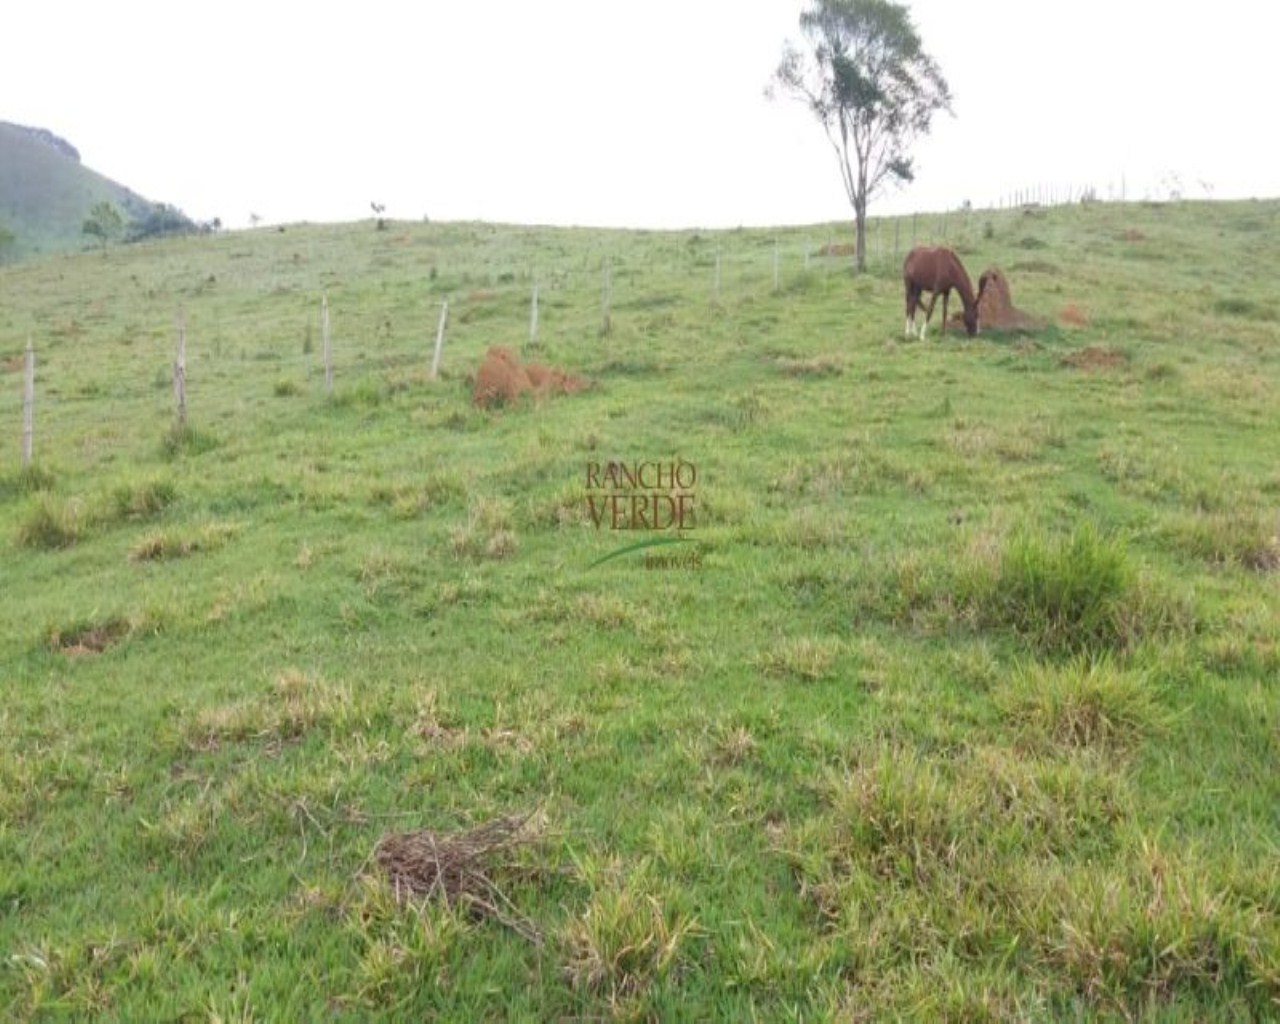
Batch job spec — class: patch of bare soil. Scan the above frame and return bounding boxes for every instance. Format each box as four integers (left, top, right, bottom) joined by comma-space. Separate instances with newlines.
1060, 345, 1130, 373
49, 617, 132, 656
1120, 228, 1147, 242
1059, 304, 1090, 328
472, 346, 586, 408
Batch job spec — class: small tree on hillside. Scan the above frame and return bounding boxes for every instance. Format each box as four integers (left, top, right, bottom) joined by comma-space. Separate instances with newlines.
772, 0, 952, 271
83, 201, 124, 254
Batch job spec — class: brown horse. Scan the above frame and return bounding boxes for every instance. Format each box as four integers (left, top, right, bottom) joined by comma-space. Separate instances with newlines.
903, 246, 984, 339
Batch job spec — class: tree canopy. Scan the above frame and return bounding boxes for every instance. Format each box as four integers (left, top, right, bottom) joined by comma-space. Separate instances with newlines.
773, 0, 951, 270
82, 200, 124, 254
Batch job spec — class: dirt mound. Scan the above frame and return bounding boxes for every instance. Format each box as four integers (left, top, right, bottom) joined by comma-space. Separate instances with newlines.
1120, 228, 1147, 242
1061, 345, 1129, 373
949, 266, 1043, 332
472, 346, 586, 408
1059, 303, 1090, 327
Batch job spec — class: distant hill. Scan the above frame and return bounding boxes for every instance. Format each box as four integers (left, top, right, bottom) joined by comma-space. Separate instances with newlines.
0, 121, 199, 261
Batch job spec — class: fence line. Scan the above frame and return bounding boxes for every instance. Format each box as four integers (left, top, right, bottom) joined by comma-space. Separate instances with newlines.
6, 195, 1134, 466
21, 339, 34, 467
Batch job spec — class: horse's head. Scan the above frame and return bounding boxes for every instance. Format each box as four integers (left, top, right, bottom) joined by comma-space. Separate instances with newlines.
963, 305, 979, 337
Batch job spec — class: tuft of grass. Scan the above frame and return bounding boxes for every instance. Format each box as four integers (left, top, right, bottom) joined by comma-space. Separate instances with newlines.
128, 523, 237, 562
756, 636, 842, 682
273, 378, 303, 397
1164, 509, 1280, 573
450, 496, 518, 560
776, 354, 844, 378
183, 669, 354, 750
16, 495, 83, 549
0, 464, 56, 502
561, 854, 703, 1005
996, 657, 1172, 755
962, 523, 1158, 656
112, 478, 177, 521
161, 422, 218, 459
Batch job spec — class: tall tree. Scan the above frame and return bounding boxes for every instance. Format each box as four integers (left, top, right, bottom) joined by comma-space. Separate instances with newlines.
773, 0, 951, 271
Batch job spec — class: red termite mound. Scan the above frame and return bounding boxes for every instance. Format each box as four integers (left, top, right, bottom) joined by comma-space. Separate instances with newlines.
472, 346, 586, 408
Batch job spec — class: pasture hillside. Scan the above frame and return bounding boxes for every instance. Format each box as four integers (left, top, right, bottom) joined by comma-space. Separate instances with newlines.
0, 122, 158, 261
1, 200, 1278, 1019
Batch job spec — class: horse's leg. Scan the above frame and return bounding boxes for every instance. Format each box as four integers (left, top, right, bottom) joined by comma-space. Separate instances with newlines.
940, 290, 950, 337
921, 292, 939, 340
905, 285, 920, 338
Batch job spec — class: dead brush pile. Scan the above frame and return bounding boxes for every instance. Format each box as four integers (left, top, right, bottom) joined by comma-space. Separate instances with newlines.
374, 810, 546, 943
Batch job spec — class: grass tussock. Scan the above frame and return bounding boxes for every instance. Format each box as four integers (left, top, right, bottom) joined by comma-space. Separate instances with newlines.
16, 495, 83, 549
784, 745, 1280, 1016
776, 354, 844, 378
1041, 845, 1279, 1014
1164, 509, 1280, 572
450, 496, 518, 560
757, 636, 842, 682
561, 854, 703, 1006
961, 523, 1185, 656
184, 669, 354, 750
996, 657, 1171, 755
0, 463, 56, 502
161, 422, 218, 458
112, 478, 177, 521
128, 523, 238, 562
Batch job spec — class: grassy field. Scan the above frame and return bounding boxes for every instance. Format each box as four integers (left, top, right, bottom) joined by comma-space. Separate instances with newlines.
1, 199, 1278, 1020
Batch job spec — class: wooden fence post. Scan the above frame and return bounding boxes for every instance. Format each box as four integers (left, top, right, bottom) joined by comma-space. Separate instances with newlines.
21, 339, 34, 467
430, 300, 448, 380
174, 314, 187, 426
321, 295, 332, 395
601, 260, 612, 335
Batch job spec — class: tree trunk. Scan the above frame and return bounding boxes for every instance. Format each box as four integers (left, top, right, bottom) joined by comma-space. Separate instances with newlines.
854, 194, 868, 273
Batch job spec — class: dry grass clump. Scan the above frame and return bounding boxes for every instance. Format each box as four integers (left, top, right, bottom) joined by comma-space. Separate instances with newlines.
374, 810, 545, 943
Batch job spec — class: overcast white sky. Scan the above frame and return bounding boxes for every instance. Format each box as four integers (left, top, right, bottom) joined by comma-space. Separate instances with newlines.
2, 1, 1277, 230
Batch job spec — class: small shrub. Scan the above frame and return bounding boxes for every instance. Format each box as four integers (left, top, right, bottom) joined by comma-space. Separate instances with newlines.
274, 379, 303, 397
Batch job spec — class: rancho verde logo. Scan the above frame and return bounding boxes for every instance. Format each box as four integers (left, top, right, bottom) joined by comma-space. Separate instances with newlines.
585, 458, 702, 570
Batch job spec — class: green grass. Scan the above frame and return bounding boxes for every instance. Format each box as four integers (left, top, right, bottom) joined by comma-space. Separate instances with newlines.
1, 200, 1278, 1019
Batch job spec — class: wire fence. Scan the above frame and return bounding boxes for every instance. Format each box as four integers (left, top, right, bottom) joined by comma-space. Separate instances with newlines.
3, 195, 1112, 468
